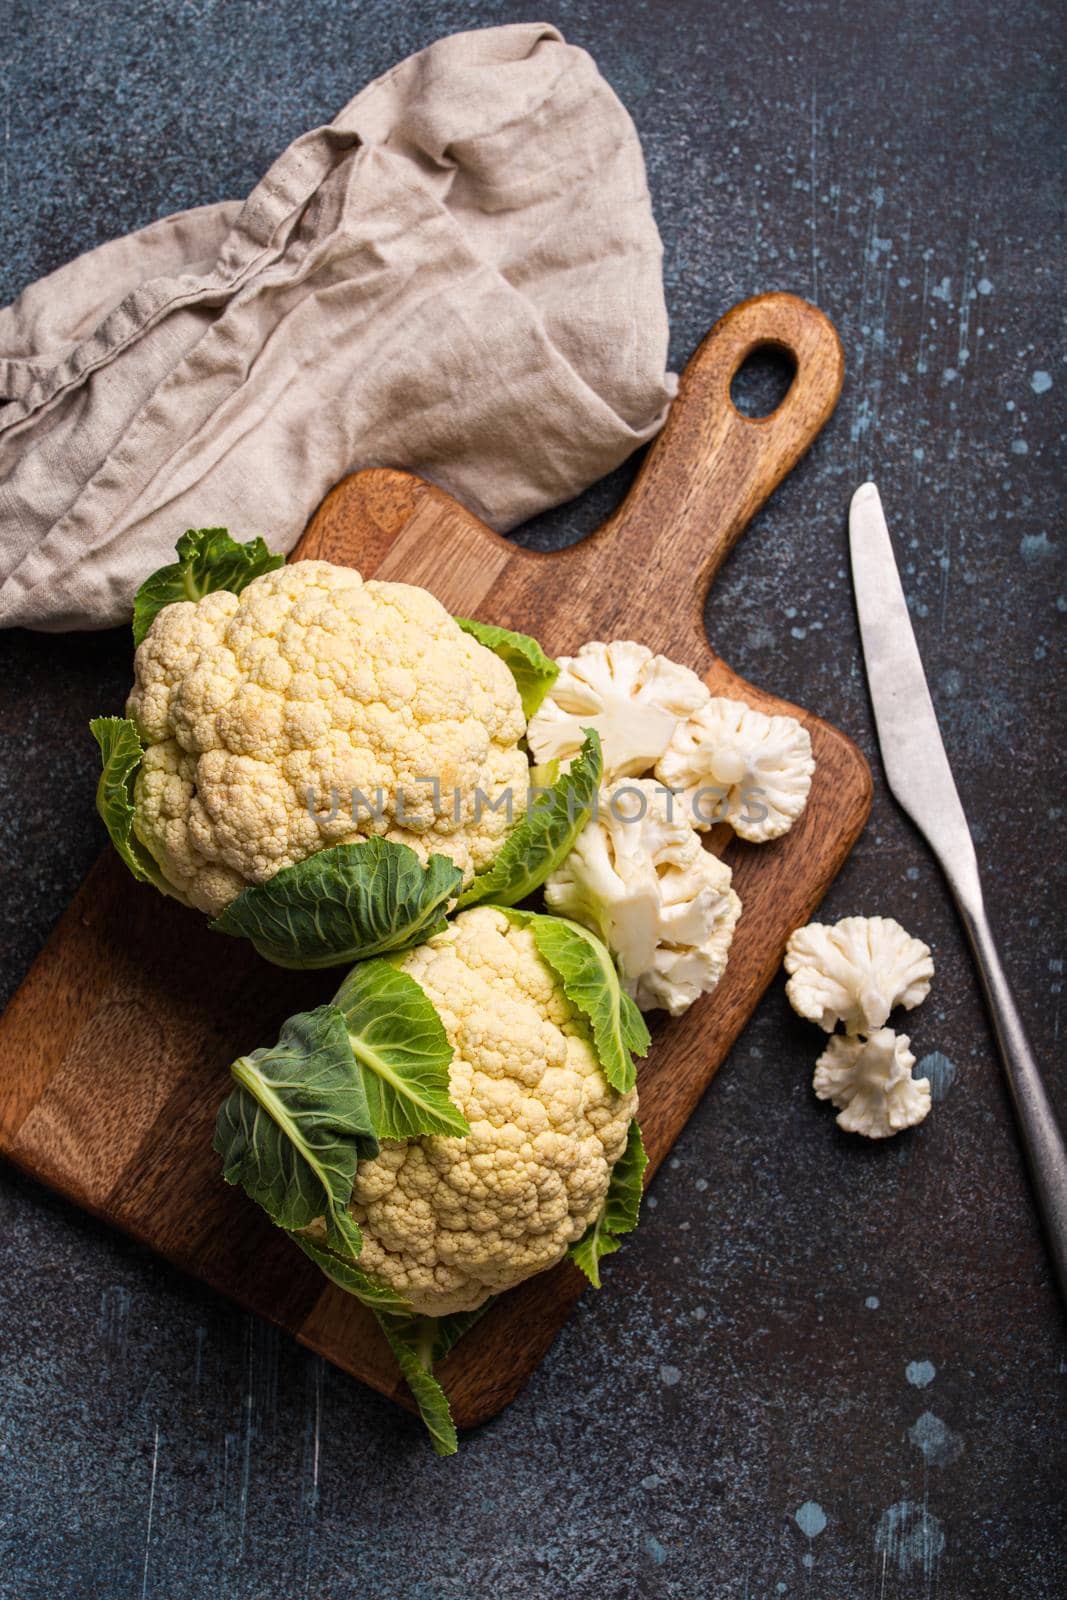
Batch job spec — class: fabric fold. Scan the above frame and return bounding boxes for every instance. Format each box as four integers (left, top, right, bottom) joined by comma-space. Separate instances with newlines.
0, 22, 676, 631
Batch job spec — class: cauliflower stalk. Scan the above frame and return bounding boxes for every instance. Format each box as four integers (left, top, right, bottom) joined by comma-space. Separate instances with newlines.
526, 640, 709, 781
784, 915, 936, 1139
813, 1028, 931, 1138
785, 916, 934, 1032
215, 905, 649, 1454
656, 696, 814, 842
527, 642, 816, 844
546, 779, 741, 1016
525, 639, 826, 1017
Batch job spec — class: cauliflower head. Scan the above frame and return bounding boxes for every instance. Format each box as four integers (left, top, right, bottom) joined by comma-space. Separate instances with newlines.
526, 640, 709, 782
813, 1027, 932, 1138
785, 915, 934, 1033
348, 906, 637, 1315
656, 696, 814, 842
545, 780, 741, 1016
126, 562, 528, 914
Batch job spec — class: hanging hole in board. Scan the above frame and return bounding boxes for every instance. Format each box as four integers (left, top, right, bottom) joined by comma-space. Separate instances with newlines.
729, 342, 797, 418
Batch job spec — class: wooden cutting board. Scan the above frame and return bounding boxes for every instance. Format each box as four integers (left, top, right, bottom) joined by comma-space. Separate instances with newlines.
0, 293, 870, 1430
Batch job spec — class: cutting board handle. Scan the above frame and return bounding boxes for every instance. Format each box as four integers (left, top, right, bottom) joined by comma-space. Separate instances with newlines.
597, 292, 844, 624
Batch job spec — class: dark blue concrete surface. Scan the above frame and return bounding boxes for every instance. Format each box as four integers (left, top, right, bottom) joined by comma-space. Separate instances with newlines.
1, 3, 1064, 1596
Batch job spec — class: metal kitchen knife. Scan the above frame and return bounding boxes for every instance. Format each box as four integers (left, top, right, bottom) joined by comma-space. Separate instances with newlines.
850, 481, 1067, 1301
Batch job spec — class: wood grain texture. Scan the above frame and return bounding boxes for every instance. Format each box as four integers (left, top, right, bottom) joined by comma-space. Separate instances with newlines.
0, 294, 870, 1428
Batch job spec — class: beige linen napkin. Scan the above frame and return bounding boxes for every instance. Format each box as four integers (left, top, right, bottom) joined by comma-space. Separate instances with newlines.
0, 22, 675, 632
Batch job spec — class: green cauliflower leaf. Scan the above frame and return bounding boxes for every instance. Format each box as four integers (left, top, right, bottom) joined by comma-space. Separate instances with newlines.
211, 839, 462, 969
132, 526, 283, 646
332, 960, 469, 1140
456, 617, 559, 720
214, 1005, 378, 1262
89, 716, 176, 896
504, 910, 649, 1093
458, 729, 601, 910
569, 1119, 648, 1287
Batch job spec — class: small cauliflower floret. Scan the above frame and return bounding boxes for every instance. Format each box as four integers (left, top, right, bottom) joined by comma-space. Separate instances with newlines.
655, 696, 814, 842
347, 906, 637, 1316
813, 1028, 931, 1138
546, 780, 740, 1016
785, 916, 934, 1033
125, 562, 529, 913
526, 640, 709, 782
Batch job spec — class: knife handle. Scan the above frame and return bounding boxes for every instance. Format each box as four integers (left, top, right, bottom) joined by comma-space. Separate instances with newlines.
956, 891, 1067, 1304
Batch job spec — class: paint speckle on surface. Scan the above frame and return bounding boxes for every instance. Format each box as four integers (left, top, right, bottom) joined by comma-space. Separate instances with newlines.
1031, 369, 1052, 393
645, 1535, 668, 1566
1011, 437, 1030, 454
909, 1411, 964, 1466
874, 1500, 946, 1578
1020, 531, 1057, 564
906, 1359, 937, 1388
865, 1296, 880, 1310
977, 276, 994, 294
794, 1501, 827, 1538
918, 1051, 957, 1101
659, 1365, 681, 1387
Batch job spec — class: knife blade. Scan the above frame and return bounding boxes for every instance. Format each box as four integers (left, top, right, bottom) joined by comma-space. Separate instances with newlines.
850, 481, 1067, 1302
849, 481, 981, 900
